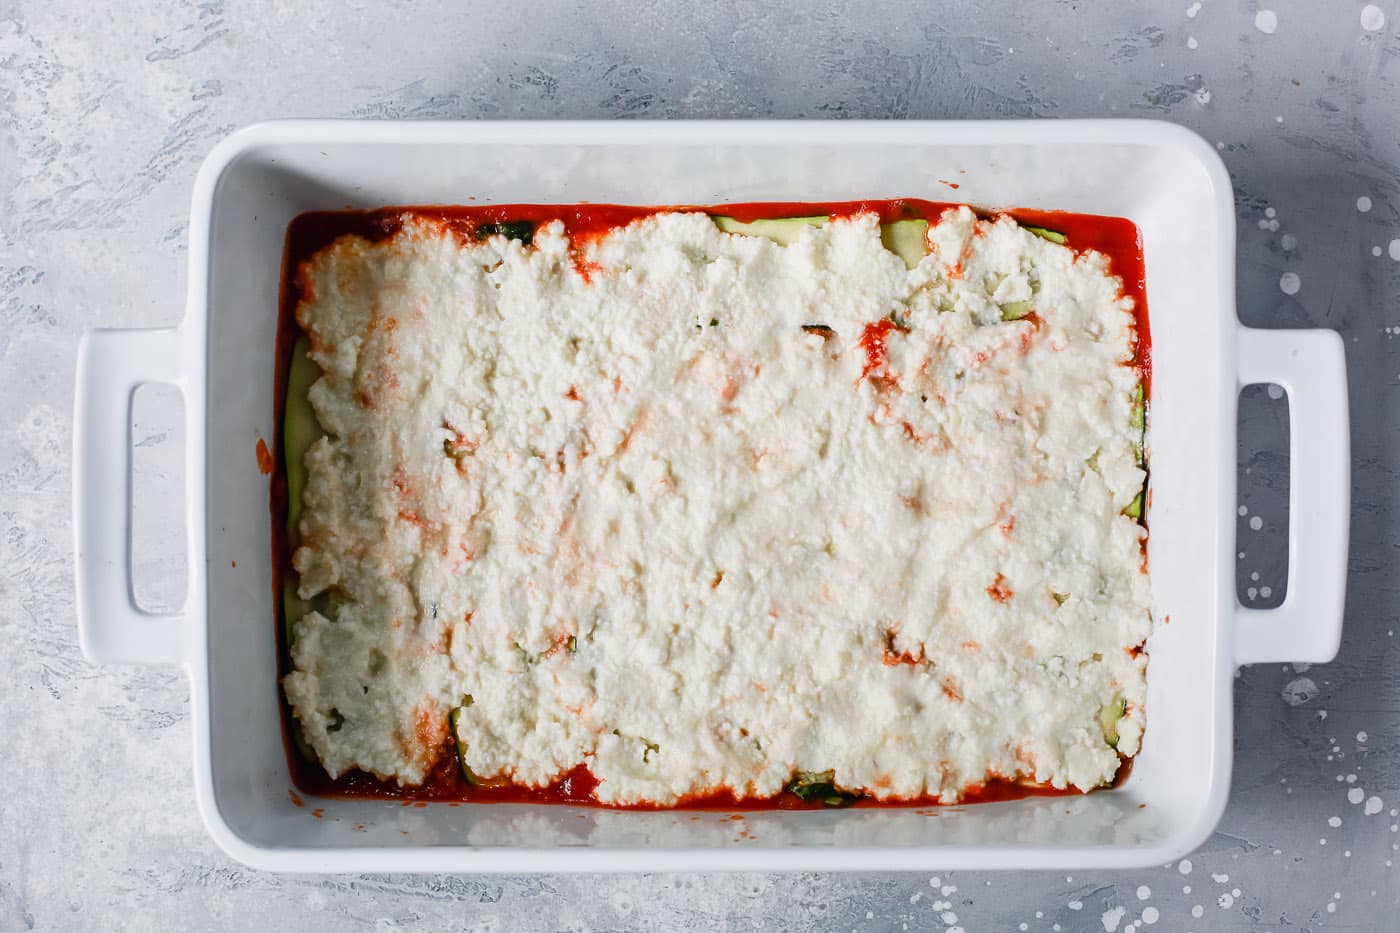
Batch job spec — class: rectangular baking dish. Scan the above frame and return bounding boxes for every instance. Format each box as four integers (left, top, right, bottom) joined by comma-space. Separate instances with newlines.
73, 119, 1349, 872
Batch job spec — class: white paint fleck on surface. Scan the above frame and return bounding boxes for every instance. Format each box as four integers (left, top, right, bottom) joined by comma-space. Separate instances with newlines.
1187, 35, 1199, 49
1140, 906, 1159, 925
1136, 885, 1151, 900
1330, 815, 1343, 827
1102, 906, 1126, 931
1255, 10, 1278, 33
1357, 196, 1372, 212
1191, 904, 1204, 918
1186, 2, 1201, 17
1283, 677, 1319, 705
1350, 787, 1367, 804
1250, 515, 1264, 530
1218, 892, 1235, 909
1389, 239, 1400, 260
1358, 731, 1368, 742
1281, 233, 1297, 250
1069, 900, 1083, 910
1178, 859, 1192, 875
1361, 4, 1386, 31
1366, 796, 1384, 816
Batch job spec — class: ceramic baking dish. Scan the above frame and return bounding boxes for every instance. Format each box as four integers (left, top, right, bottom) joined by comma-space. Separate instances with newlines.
73, 119, 1349, 872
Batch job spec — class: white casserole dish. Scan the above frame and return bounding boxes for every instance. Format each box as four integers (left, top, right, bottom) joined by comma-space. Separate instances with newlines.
74, 119, 1349, 872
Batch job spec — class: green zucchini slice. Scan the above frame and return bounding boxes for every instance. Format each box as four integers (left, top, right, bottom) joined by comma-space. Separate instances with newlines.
1131, 382, 1147, 467
786, 769, 861, 808
880, 218, 930, 269
284, 335, 325, 537
713, 214, 932, 269
283, 335, 327, 639
1099, 695, 1127, 747
712, 215, 828, 244
1000, 300, 1033, 321
449, 698, 479, 785
1022, 224, 1067, 245
283, 581, 314, 636
476, 220, 535, 245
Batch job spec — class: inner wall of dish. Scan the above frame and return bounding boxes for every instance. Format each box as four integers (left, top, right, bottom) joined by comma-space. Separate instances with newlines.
203, 136, 1225, 850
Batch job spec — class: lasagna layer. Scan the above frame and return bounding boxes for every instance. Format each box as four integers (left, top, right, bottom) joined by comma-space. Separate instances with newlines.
283, 207, 1150, 805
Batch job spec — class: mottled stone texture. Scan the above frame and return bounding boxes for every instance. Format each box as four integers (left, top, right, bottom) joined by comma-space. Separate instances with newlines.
2, 1, 1398, 930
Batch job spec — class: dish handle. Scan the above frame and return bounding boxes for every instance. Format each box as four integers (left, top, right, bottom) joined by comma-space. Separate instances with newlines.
1233, 327, 1349, 666
73, 328, 189, 666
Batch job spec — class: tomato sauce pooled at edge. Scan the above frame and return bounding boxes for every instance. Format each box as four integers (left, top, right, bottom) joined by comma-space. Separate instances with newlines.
272, 198, 1150, 809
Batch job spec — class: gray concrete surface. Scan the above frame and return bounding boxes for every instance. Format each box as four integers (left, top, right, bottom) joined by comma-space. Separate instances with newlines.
3, 0, 1398, 929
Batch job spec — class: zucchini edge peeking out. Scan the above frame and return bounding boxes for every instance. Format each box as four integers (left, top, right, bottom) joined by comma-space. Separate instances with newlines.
786, 769, 862, 808
1129, 382, 1148, 524
449, 699, 480, 785
880, 219, 930, 269
1022, 224, 1068, 245
712, 215, 828, 245
1000, 300, 1033, 321
476, 220, 535, 245
713, 215, 931, 268
1131, 382, 1147, 462
280, 336, 323, 763
283, 335, 326, 636
1099, 695, 1127, 747
284, 335, 325, 539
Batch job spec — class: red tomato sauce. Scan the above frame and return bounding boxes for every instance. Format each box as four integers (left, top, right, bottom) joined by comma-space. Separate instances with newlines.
857, 318, 900, 381
273, 199, 1150, 809
290, 753, 1133, 810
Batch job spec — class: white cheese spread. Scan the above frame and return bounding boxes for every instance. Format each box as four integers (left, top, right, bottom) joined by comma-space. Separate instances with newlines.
283, 207, 1151, 804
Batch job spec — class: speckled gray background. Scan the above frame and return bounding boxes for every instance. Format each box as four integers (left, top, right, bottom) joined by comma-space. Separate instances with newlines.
3, 0, 1399, 930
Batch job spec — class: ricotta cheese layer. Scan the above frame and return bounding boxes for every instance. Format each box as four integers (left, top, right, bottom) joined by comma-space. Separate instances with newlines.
283, 207, 1151, 804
